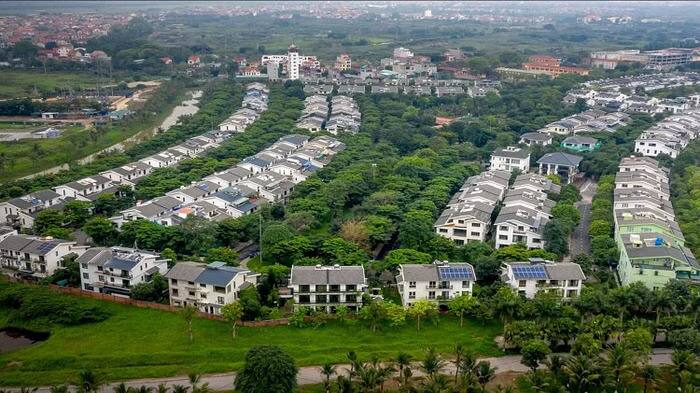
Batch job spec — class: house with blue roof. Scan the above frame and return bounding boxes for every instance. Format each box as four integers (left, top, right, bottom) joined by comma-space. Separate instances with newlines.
165, 261, 259, 315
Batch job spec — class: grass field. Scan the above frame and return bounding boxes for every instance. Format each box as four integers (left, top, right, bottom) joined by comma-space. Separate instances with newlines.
0, 289, 501, 386
0, 70, 109, 100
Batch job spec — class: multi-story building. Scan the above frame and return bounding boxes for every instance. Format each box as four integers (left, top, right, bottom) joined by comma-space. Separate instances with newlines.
0, 234, 87, 278
522, 55, 589, 76
396, 260, 477, 307
77, 247, 169, 297
501, 259, 585, 299
166, 261, 259, 315
260, 45, 319, 81
490, 146, 530, 173
0, 189, 63, 229
335, 53, 352, 71
287, 265, 367, 312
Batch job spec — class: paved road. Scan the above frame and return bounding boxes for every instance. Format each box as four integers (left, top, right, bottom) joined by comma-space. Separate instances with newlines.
569, 179, 597, 257
7, 349, 675, 393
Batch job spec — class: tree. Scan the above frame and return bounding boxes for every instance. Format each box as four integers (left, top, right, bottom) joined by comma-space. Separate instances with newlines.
395, 352, 412, 387
563, 354, 606, 393
358, 300, 387, 333
383, 248, 432, 270
221, 301, 243, 339
640, 364, 659, 393
161, 248, 177, 267
398, 210, 435, 250
320, 363, 336, 393
475, 361, 496, 390
407, 299, 437, 331
492, 286, 522, 336
83, 217, 119, 246
521, 339, 551, 372
205, 247, 239, 266
234, 346, 298, 393
385, 302, 407, 327
420, 348, 446, 382
448, 294, 479, 327
63, 200, 92, 228
181, 305, 197, 343
239, 286, 262, 320
34, 209, 64, 235
77, 370, 100, 393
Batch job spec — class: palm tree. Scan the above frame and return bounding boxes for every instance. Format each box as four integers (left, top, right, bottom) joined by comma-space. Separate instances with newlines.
19, 388, 37, 393
421, 374, 451, 393
395, 352, 412, 387
605, 344, 634, 392
563, 354, 607, 393
321, 363, 337, 393
544, 354, 565, 384
171, 385, 189, 393
639, 364, 659, 393
134, 386, 153, 393
475, 361, 496, 391
113, 383, 129, 393
336, 375, 354, 393
181, 306, 197, 343
420, 348, 446, 382
78, 370, 100, 393
668, 350, 697, 392
347, 351, 359, 376
459, 351, 478, 391
156, 384, 169, 393
525, 370, 550, 393
453, 343, 464, 383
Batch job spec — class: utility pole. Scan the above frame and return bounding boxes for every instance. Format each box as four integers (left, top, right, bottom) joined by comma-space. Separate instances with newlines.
258, 212, 263, 265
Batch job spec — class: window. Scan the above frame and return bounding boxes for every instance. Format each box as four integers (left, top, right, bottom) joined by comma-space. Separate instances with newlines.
428, 291, 436, 299
346, 295, 357, 303
82, 273, 89, 279
217, 296, 225, 305
409, 281, 416, 288
200, 293, 206, 299
518, 280, 526, 288
568, 280, 579, 287
171, 279, 178, 285
172, 289, 179, 296
315, 285, 327, 292
439, 228, 448, 233
316, 295, 327, 303
346, 284, 357, 291
462, 281, 470, 288
81, 263, 88, 269
329, 295, 340, 303
470, 231, 480, 237
500, 226, 509, 231
299, 295, 310, 304
428, 281, 436, 288
471, 223, 481, 227
300, 285, 310, 293
329, 285, 340, 292
98, 275, 104, 281
499, 235, 508, 240
408, 292, 416, 299
188, 291, 195, 296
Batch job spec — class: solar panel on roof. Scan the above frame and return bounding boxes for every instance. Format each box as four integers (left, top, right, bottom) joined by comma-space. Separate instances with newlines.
512, 265, 548, 279
438, 266, 474, 280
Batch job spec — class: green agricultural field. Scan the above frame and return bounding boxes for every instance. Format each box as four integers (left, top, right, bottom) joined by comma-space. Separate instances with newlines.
0, 70, 109, 99
0, 288, 501, 387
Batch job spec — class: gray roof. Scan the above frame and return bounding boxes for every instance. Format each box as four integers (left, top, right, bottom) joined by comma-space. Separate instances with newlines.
290, 265, 366, 285
105, 257, 139, 271
76, 248, 111, 265
279, 134, 310, 146
0, 235, 35, 252
165, 262, 206, 282
520, 132, 552, 142
153, 196, 182, 210
536, 152, 583, 167
196, 263, 248, 286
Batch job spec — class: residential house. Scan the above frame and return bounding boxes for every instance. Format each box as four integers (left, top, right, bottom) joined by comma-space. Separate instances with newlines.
490, 146, 530, 173
561, 135, 601, 152
78, 247, 169, 297
287, 265, 368, 312
519, 132, 553, 146
537, 152, 583, 184
0, 234, 87, 278
396, 261, 477, 307
166, 261, 259, 315
501, 259, 585, 298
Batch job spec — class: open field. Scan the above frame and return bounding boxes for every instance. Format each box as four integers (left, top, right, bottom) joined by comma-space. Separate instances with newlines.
0, 70, 110, 100
0, 286, 501, 387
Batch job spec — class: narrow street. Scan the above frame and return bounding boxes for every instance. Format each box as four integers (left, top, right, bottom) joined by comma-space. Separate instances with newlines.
569, 178, 597, 258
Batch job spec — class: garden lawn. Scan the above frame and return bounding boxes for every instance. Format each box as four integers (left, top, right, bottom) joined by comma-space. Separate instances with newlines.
0, 295, 501, 386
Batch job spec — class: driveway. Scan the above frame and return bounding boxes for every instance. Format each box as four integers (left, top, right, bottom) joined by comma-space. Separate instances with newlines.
569, 178, 597, 257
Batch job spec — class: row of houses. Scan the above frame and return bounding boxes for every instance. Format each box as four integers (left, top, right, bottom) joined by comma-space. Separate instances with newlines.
295, 95, 362, 134
434, 169, 511, 245
0, 101, 255, 230
302, 83, 497, 97
634, 109, 700, 158
111, 135, 345, 227
218, 83, 269, 132
538, 109, 631, 135
488, 145, 584, 185
493, 173, 561, 250
614, 156, 700, 289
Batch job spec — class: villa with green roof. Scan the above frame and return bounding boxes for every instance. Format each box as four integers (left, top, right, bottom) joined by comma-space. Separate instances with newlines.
561, 135, 601, 152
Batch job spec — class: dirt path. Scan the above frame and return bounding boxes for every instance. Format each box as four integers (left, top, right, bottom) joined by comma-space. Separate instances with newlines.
7, 349, 675, 392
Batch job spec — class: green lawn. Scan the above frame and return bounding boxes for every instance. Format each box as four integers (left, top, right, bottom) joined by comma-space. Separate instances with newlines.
0, 292, 501, 387
0, 70, 108, 99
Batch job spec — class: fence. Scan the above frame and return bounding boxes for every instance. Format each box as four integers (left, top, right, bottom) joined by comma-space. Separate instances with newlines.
45, 284, 290, 327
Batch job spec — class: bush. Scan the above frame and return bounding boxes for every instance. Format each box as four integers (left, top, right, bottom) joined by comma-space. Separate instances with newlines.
0, 283, 110, 326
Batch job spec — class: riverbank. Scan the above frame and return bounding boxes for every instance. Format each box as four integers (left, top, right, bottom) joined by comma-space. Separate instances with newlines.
0, 85, 194, 182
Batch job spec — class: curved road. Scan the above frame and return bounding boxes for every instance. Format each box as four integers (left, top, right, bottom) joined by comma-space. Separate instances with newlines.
4, 349, 674, 393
